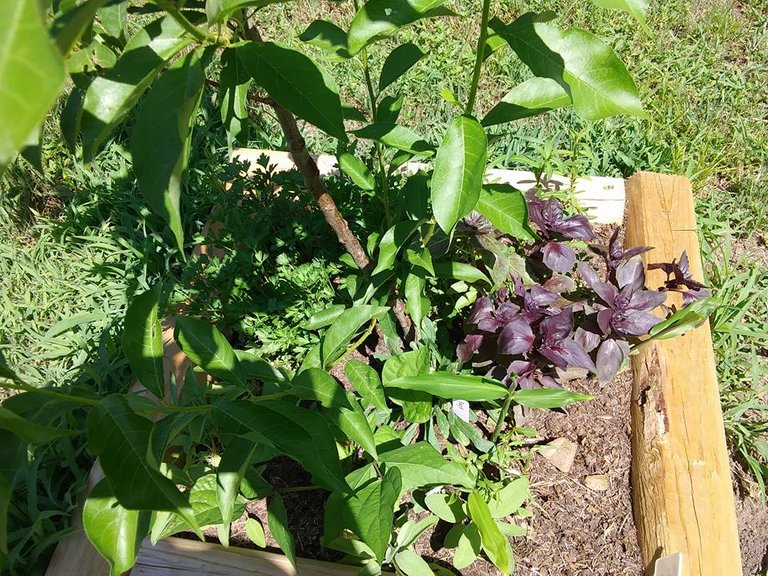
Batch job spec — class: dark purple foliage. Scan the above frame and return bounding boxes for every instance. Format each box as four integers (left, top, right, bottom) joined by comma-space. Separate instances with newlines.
649, 251, 711, 304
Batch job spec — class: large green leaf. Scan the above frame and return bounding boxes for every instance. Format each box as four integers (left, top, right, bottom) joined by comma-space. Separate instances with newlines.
80, 16, 193, 160
86, 395, 197, 529
211, 399, 349, 493
121, 287, 165, 399
268, 494, 297, 569
382, 347, 432, 423
319, 306, 388, 368
132, 50, 204, 253
404, 271, 429, 328
476, 183, 536, 241
347, 0, 450, 55
99, 2, 128, 39
386, 372, 507, 401
431, 115, 487, 234
174, 316, 246, 387
83, 479, 151, 576
379, 42, 426, 92
299, 19, 350, 60
467, 491, 511, 574
0, 0, 66, 170
0, 406, 72, 444
338, 152, 375, 190
481, 77, 570, 127
237, 42, 346, 140
216, 437, 258, 528
511, 388, 592, 409
345, 360, 389, 412
491, 13, 645, 120
348, 467, 400, 563
394, 549, 434, 576
330, 393, 378, 459
379, 442, 473, 491
291, 368, 349, 409
352, 123, 433, 155
592, 0, 648, 27
432, 261, 491, 285
51, 0, 108, 55
205, 0, 289, 23
488, 477, 529, 518
372, 220, 421, 275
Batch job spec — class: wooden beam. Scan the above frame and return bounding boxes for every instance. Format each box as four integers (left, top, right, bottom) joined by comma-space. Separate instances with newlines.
624, 173, 741, 575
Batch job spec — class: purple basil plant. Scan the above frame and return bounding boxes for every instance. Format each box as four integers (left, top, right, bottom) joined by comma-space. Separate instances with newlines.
457, 191, 710, 387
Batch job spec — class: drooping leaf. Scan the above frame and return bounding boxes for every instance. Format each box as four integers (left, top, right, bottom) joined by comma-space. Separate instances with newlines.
481, 77, 570, 127
379, 442, 474, 491
511, 388, 592, 409
245, 517, 266, 547
121, 287, 165, 399
319, 306, 388, 368
60, 87, 85, 153
592, 0, 648, 27
345, 467, 401, 563
352, 123, 433, 155
476, 183, 536, 240
80, 16, 193, 160
347, 0, 450, 55
404, 270, 429, 328
491, 13, 645, 120
467, 491, 511, 575
431, 115, 488, 234
299, 19, 350, 60
331, 394, 379, 459
394, 549, 435, 576
205, 0, 289, 22
237, 42, 346, 140
0, 0, 66, 170
345, 360, 389, 412
86, 395, 197, 531
373, 220, 421, 275
174, 316, 246, 387
216, 437, 257, 527
83, 479, 151, 576
338, 152, 375, 190
386, 372, 508, 401
268, 494, 297, 569
432, 261, 491, 285
379, 42, 426, 92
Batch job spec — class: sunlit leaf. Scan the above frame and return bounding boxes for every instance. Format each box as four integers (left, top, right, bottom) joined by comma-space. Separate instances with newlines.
482, 77, 570, 127
121, 287, 165, 399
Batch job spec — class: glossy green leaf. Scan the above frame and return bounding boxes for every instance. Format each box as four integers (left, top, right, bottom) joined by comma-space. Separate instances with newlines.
132, 50, 204, 253
404, 271, 429, 327
217, 437, 257, 527
379, 42, 426, 92
0, 406, 71, 444
83, 479, 150, 576
211, 399, 348, 493
452, 523, 480, 569
648, 297, 719, 340
174, 315, 246, 387
467, 491, 510, 574
99, 2, 128, 38
0, 0, 66, 169
432, 261, 491, 284
121, 287, 165, 399
245, 517, 266, 547
299, 20, 350, 60
488, 477, 529, 518
347, 0, 450, 55
205, 0, 289, 23
394, 549, 434, 576
268, 494, 297, 569
352, 123, 433, 155
332, 395, 378, 459
306, 304, 347, 331
345, 360, 389, 412
431, 115, 488, 234
482, 77, 570, 127
338, 152, 375, 191
86, 395, 197, 530
592, 0, 648, 26
379, 442, 474, 491
373, 220, 421, 275
234, 350, 289, 386
80, 16, 193, 160
220, 48, 252, 147
320, 305, 388, 368
491, 13, 645, 120
346, 467, 401, 563
424, 492, 466, 523
237, 42, 346, 140
51, 0, 108, 55
476, 183, 536, 241
405, 247, 434, 275
511, 388, 592, 409
386, 372, 507, 401
291, 368, 349, 408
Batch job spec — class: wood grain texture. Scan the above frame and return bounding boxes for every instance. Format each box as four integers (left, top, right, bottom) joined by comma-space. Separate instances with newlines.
624, 173, 741, 576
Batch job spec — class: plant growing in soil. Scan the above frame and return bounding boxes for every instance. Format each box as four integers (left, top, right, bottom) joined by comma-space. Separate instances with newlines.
0, 1, 717, 575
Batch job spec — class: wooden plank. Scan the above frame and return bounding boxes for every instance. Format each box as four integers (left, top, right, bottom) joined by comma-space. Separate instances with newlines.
231, 148, 625, 224
624, 173, 741, 575
132, 537, 365, 576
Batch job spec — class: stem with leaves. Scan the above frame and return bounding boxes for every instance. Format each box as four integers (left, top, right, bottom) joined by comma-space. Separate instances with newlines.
465, 0, 492, 116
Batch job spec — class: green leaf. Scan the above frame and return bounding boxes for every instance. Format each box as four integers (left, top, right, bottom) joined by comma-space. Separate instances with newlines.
452, 523, 481, 569
511, 388, 592, 409
0, 0, 66, 170
132, 50, 204, 253
60, 87, 85, 153
268, 494, 297, 569
382, 348, 432, 423
338, 152, 375, 191
396, 515, 438, 548
431, 115, 488, 234
245, 517, 266, 547
482, 77, 570, 127
432, 262, 491, 285
211, 399, 349, 493
386, 372, 507, 401
80, 16, 193, 160
424, 492, 466, 523
353, 123, 433, 155
299, 20, 350, 60
332, 395, 379, 460
491, 13, 645, 120
346, 467, 401, 563
220, 48, 252, 147
0, 406, 72, 444
0, 473, 9, 554
99, 2, 128, 39
373, 220, 421, 275
320, 305, 388, 368
476, 183, 536, 241
347, 0, 450, 55
467, 491, 510, 574
394, 549, 434, 576
648, 297, 719, 340
121, 287, 165, 399
379, 442, 473, 491
83, 479, 151, 576
217, 437, 257, 527
174, 316, 246, 387
306, 304, 347, 331
205, 0, 289, 23
592, 0, 648, 27
377, 94, 404, 124
345, 360, 389, 412
86, 395, 197, 531
51, 0, 108, 55
237, 42, 346, 141
291, 368, 349, 408
404, 271, 429, 328
405, 247, 434, 276
488, 477, 529, 518
379, 42, 426, 92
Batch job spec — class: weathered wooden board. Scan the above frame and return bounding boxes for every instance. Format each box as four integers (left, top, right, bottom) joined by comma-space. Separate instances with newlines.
624, 173, 741, 575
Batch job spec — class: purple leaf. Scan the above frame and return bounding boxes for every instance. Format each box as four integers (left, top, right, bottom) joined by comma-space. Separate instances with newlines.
543, 275, 576, 294
592, 281, 618, 307
613, 310, 662, 336
467, 297, 493, 325
596, 338, 626, 382
457, 333, 484, 361
497, 317, 534, 355
574, 327, 601, 353
682, 288, 711, 304
540, 309, 573, 342
597, 308, 613, 335
540, 338, 596, 373
615, 258, 645, 291
495, 302, 521, 323
542, 241, 576, 272
555, 214, 594, 240
628, 289, 667, 311
577, 262, 600, 288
